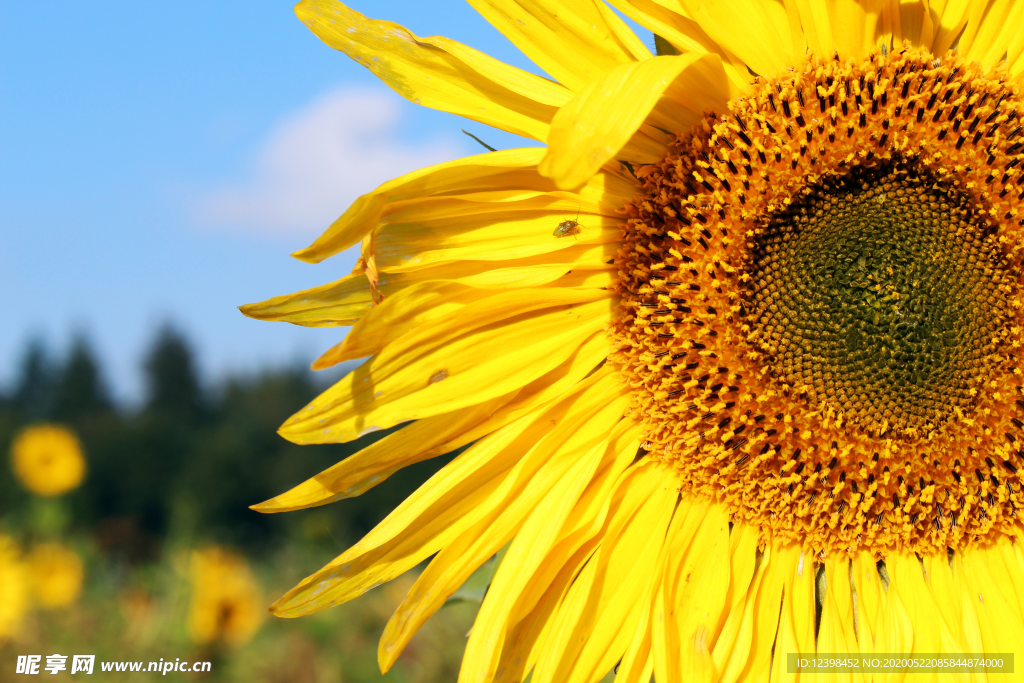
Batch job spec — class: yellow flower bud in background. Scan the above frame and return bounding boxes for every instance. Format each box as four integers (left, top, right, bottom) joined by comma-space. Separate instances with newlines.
0, 536, 29, 640
25, 543, 84, 609
10, 424, 86, 497
187, 547, 263, 646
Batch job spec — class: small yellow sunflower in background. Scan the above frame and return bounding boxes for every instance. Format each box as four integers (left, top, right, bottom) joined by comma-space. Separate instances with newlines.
244, 0, 1024, 680
10, 424, 86, 497
0, 536, 29, 640
187, 547, 264, 647
25, 543, 84, 609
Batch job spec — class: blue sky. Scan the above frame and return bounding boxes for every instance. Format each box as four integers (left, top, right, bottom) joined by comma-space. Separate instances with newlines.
1, 1, 649, 402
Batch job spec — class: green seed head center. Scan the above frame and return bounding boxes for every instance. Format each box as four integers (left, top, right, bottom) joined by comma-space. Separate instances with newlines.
745, 163, 1008, 434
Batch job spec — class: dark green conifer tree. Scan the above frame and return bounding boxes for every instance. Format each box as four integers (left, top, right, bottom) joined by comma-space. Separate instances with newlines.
51, 335, 111, 422
144, 324, 205, 423
12, 338, 55, 419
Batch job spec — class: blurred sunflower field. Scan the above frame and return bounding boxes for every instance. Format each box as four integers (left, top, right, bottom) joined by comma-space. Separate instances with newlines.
0, 328, 477, 682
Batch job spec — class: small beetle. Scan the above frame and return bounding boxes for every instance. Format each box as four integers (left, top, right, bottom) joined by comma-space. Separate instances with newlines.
553, 209, 582, 238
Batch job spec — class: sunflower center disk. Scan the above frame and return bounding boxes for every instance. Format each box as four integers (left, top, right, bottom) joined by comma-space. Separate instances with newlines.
748, 164, 1007, 435
611, 46, 1024, 555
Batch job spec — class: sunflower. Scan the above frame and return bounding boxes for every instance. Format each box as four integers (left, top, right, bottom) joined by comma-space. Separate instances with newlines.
244, 0, 1024, 679
187, 547, 264, 646
25, 543, 84, 609
10, 424, 86, 497
0, 536, 29, 640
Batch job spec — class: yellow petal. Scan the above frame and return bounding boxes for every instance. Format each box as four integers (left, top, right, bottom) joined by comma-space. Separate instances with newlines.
607, 0, 753, 87
371, 192, 627, 273
913, 557, 967, 666
491, 429, 643, 683
873, 559, 914, 683
531, 549, 604, 683
265, 337, 612, 515
712, 538, 772, 683
652, 577, 682, 683
832, 558, 856, 640
293, 147, 546, 264
279, 293, 613, 445
614, 528, 664, 683
818, 560, 856, 676
431, 244, 616, 287
250, 394, 512, 513
766, 548, 800, 683
851, 552, 885, 654
617, 126, 676, 167
464, 0, 646, 93
539, 53, 735, 189
534, 463, 678, 683
997, 539, 1024, 618
918, 0, 936, 49
922, 554, 963, 647
614, 606, 656, 683
770, 547, 814, 683
789, 551, 817, 657
960, 548, 1024, 669
651, 497, 716, 683
786, 0, 835, 56
608, 0, 713, 53
270, 439, 519, 616
371, 208, 622, 273
475, 459, 673, 683
272, 370, 622, 617
678, 0, 797, 77
409, 332, 612, 441
787, 0, 887, 60
642, 58, 741, 134
891, 0, 929, 47
594, 0, 655, 61
745, 545, 787, 683
322, 280, 492, 363
980, 542, 1024, 623
378, 400, 630, 672
306, 245, 615, 368
958, 0, 1023, 72
1006, 22, 1024, 78
929, 0, 971, 54
950, 553, 987, 672
242, 244, 611, 333
239, 272, 371, 327
650, 498, 710, 683
295, 0, 566, 141
674, 503, 731, 683
491, 554, 588, 683
377, 187, 626, 220
889, 555, 942, 658
721, 523, 760, 628
419, 34, 572, 107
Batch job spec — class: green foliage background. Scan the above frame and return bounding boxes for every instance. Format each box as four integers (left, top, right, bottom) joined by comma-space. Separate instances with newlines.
0, 327, 472, 682
0, 327, 459, 554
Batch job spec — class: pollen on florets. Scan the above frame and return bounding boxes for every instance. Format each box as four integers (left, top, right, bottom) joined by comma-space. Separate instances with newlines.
610, 45, 1024, 556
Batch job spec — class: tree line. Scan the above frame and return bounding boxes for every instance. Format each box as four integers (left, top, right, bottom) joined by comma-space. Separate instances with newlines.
0, 327, 442, 560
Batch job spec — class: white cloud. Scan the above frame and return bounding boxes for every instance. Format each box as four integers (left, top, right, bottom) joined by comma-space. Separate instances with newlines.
195, 88, 463, 238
